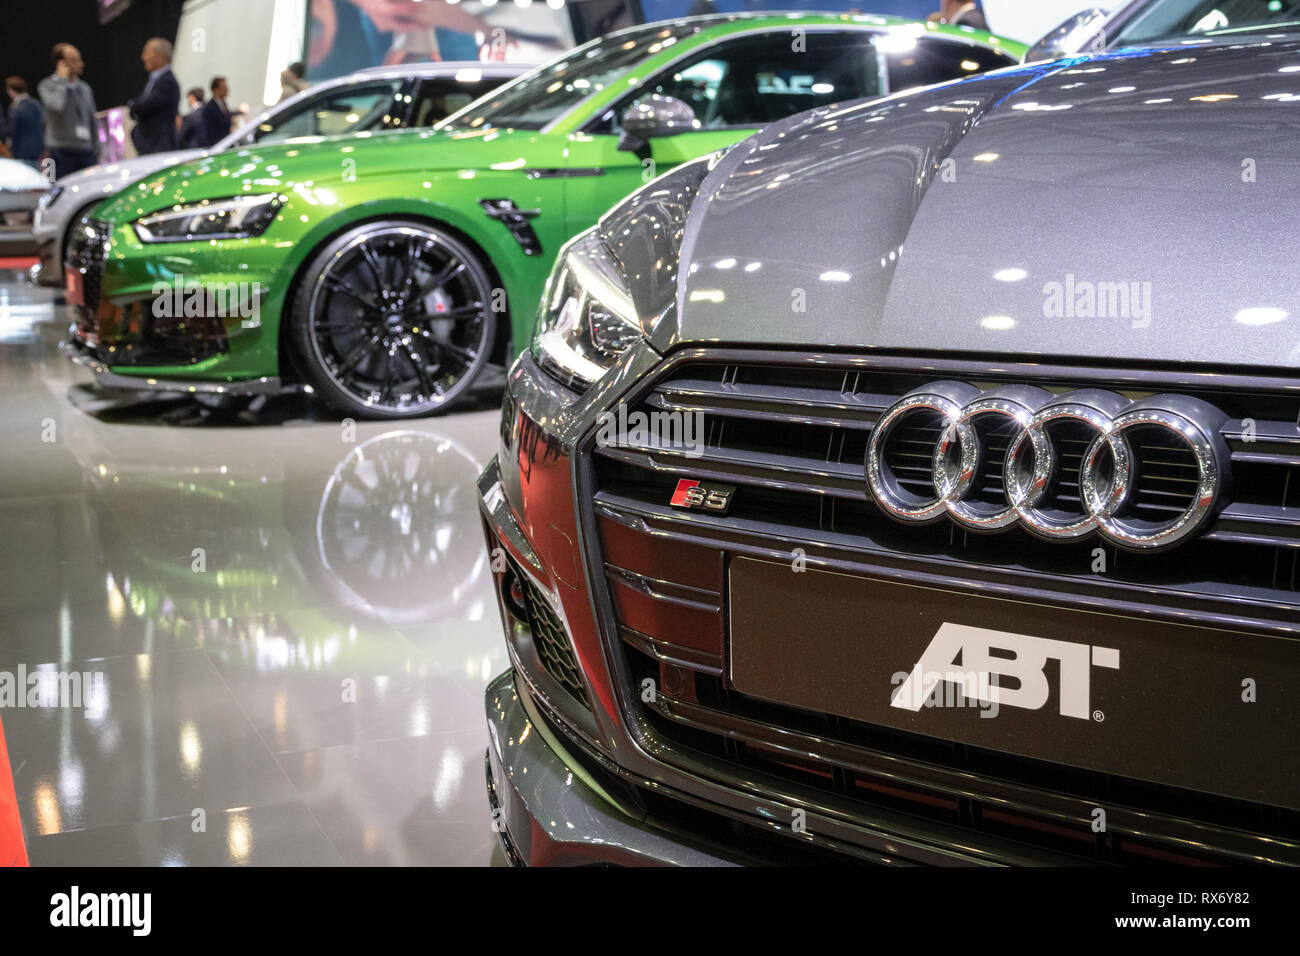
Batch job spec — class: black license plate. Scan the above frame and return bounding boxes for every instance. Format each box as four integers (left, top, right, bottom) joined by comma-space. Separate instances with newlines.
728, 556, 1300, 811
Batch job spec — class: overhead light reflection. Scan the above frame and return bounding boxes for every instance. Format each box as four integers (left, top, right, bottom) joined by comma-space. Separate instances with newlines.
1235, 307, 1287, 326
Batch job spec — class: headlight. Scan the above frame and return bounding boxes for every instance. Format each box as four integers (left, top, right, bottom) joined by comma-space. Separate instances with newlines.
531, 152, 719, 391
531, 229, 643, 391
133, 193, 282, 243
38, 186, 63, 210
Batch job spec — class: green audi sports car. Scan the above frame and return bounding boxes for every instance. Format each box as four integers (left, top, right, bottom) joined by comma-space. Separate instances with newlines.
65, 14, 1024, 419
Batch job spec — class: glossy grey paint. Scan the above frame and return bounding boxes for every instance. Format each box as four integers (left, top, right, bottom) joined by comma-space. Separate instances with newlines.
484, 668, 739, 865
665, 40, 1300, 369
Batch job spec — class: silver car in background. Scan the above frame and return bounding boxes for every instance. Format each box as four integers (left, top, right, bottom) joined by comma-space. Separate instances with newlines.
1024, 0, 1290, 60
0, 158, 50, 258
32, 61, 530, 286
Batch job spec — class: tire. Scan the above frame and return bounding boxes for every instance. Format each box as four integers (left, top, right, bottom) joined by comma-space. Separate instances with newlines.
289, 219, 497, 420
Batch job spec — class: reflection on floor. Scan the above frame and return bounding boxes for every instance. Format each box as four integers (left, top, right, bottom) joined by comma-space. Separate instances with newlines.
0, 274, 508, 865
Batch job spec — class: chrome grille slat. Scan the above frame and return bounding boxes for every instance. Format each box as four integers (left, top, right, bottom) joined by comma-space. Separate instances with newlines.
594, 444, 865, 499
593, 491, 1300, 629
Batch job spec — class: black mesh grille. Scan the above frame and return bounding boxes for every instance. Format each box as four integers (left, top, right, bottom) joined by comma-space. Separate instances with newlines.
68, 217, 111, 342
520, 574, 589, 709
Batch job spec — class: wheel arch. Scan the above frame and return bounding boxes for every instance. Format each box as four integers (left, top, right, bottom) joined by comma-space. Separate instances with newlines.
277, 202, 517, 383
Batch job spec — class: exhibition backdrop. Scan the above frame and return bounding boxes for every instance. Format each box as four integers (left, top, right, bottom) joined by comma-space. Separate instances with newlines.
302, 0, 975, 82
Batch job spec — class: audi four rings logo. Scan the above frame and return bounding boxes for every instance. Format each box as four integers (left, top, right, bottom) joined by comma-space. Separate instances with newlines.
866, 381, 1231, 550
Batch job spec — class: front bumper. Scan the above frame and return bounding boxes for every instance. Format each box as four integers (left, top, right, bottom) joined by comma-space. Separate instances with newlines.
479, 342, 1300, 866
60, 214, 287, 383
34, 233, 59, 286
0, 193, 41, 256
0, 223, 37, 257
61, 335, 283, 396
477, 351, 1086, 866
484, 669, 737, 866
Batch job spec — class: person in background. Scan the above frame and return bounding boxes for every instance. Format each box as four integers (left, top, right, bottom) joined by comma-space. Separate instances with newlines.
5, 77, 46, 168
198, 76, 233, 147
279, 62, 308, 102
928, 1, 989, 30
178, 86, 206, 149
38, 43, 99, 177
129, 37, 181, 155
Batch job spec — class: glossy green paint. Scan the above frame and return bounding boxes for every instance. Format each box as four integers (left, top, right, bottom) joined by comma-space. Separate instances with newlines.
89, 14, 1025, 383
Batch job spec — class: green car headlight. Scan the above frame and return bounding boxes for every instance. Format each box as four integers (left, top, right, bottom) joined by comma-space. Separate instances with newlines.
532, 229, 643, 390
133, 193, 282, 243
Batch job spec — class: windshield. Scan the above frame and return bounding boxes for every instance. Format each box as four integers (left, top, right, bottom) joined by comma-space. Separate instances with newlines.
1115, 0, 1300, 45
442, 20, 705, 131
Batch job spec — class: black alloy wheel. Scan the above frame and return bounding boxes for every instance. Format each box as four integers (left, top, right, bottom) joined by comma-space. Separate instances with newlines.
292, 220, 496, 419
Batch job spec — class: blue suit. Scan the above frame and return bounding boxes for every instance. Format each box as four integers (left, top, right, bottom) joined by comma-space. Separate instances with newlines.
129, 67, 180, 155
179, 107, 206, 148
197, 98, 232, 148
7, 96, 45, 165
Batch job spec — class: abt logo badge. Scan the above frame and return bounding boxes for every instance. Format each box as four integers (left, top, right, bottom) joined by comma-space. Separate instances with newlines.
891, 623, 1119, 719
670, 479, 735, 515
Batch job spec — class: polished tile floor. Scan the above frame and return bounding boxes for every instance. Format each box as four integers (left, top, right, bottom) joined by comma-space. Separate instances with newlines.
0, 272, 509, 865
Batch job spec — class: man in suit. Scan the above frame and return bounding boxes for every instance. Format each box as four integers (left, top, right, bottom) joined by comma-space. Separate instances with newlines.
178, 87, 205, 148
197, 76, 233, 148
128, 38, 180, 155
5, 77, 46, 168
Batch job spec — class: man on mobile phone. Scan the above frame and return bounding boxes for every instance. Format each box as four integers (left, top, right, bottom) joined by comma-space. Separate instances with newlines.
38, 43, 99, 177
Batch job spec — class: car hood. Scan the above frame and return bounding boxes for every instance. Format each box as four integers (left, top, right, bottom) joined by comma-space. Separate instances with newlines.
94, 126, 550, 221
57, 149, 208, 189
0, 158, 50, 191
666, 40, 1300, 370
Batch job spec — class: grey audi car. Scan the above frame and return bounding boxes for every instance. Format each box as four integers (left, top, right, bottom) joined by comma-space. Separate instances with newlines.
479, 33, 1300, 864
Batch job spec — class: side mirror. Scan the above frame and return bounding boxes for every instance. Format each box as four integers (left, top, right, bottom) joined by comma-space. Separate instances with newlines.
617, 94, 698, 153
1024, 8, 1110, 63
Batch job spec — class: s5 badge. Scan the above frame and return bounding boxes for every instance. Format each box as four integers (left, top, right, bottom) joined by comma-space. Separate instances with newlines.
670, 479, 736, 515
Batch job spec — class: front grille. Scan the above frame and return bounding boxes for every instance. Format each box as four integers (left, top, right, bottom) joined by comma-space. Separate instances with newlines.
64, 216, 230, 367
68, 217, 111, 341
519, 572, 589, 709
594, 354, 1300, 628
585, 350, 1300, 864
